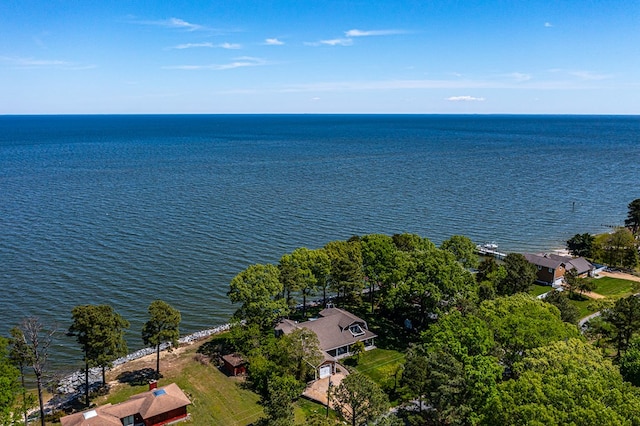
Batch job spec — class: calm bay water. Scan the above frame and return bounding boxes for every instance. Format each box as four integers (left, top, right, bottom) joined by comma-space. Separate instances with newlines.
1, 114, 638, 370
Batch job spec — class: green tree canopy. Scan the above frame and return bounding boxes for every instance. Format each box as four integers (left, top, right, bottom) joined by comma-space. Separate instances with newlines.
69, 304, 129, 406
601, 294, 640, 356
0, 337, 20, 425
482, 339, 640, 426
440, 235, 479, 269
332, 372, 389, 426
325, 240, 364, 307
497, 253, 537, 295
566, 233, 595, 258
361, 233, 398, 312
625, 198, 640, 235
142, 300, 181, 377
620, 339, 640, 387
542, 290, 580, 324
416, 311, 502, 425
228, 263, 287, 330
479, 294, 580, 370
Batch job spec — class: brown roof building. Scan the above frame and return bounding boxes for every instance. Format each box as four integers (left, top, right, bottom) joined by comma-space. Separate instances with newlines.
276, 307, 377, 379
60, 383, 190, 426
524, 253, 595, 286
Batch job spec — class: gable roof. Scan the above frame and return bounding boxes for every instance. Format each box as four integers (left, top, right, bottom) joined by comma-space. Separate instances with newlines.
524, 253, 594, 275
60, 383, 190, 426
279, 308, 377, 353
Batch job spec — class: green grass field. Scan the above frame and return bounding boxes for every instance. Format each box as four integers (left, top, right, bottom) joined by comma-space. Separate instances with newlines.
592, 276, 640, 299
529, 284, 552, 297
98, 346, 263, 426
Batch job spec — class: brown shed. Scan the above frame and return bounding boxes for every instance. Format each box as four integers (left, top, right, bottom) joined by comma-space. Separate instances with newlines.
221, 353, 247, 376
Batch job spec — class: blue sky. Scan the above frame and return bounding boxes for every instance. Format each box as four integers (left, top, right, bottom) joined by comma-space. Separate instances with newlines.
1, 1, 639, 114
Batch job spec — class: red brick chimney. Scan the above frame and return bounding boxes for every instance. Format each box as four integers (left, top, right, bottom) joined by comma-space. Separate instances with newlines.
149, 380, 158, 390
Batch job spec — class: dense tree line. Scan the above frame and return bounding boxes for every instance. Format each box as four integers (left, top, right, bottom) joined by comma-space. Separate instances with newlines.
566, 198, 640, 270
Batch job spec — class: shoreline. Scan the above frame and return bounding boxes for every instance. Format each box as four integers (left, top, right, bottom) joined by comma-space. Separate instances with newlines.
48, 323, 231, 411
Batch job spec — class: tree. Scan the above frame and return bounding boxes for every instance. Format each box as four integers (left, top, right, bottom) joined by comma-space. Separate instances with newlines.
142, 300, 181, 377
566, 233, 595, 258
9, 326, 34, 426
625, 198, 640, 235
0, 337, 20, 425
261, 374, 303, 426
497, 253, 537, 295
479, 294, 580, 370
18, 317, 54, 426
228, 263, 288, 330
482, 339, 640, 425
402, 345, 430, 417
382, 246, 477, 327
361, 234, 398, 312
601, 294, 640, 356
69, 304, 129, 406
280, 328, 323, 382
594, 228, 638, 269
308, 248, 331, 309
417, 311, 502, 425
542, 290, 580, 324
325, 240, 364, 307
620, 339, 640, 386
331, 372, 389, 426
440, 235, 479, 269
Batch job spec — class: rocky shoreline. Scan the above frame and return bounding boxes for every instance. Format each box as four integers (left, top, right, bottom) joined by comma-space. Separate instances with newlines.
48, 323, 231, 411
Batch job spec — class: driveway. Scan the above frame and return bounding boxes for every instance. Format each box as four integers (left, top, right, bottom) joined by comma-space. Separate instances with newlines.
302, 373, 347, 407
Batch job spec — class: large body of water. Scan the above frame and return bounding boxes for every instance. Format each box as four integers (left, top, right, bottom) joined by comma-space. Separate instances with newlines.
1, 114, 638, 370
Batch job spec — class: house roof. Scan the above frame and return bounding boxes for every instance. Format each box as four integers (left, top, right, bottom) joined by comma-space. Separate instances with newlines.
524, 253, 594, 275
60, 383, 190, 426
222, 353, 246, 367
279, 308, 377, 353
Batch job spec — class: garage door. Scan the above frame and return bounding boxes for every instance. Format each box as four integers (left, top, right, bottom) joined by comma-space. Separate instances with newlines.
319, 364, 332, 379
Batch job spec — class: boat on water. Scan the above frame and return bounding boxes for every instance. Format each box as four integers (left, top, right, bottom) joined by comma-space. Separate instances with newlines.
477, 242, 498, 251
476, 242, 506, 260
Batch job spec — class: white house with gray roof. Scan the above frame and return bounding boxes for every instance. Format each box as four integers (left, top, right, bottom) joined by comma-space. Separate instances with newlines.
276, 307, 377, 378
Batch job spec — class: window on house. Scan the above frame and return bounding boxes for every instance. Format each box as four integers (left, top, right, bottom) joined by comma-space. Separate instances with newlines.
548, 268, 553, 273
537, 265, 542, 270
349, 324, 365, 336
122, 415, 135, 426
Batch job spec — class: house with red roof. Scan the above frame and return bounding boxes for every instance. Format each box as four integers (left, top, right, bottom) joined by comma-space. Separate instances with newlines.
60, 383, 190, 426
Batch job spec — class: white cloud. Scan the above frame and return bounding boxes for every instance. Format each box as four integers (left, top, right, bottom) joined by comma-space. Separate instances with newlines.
507, 72, 532, 82
0, 56, 95, 70
345, 29, 405, 37
569, 70, 611, 80
264, 38, 284, 45
219, 42, 242, 49
131, 17, 204, 31
308, 38, 353, 46
446, 96, 486, 102
549, 68, 612, 81
163, 56, 267, 71
170, 42, 214, 49
544, 22, 553, 27
168, 42, 240, 50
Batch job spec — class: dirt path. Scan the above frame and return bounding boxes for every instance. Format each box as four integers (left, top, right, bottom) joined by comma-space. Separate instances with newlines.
599, 270, 640, 283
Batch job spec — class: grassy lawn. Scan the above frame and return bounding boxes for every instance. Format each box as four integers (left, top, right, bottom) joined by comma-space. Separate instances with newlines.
568, 297, 599, 319
94, 342, 263, 426
529, 284, 552, 297
592, 277, 640, 299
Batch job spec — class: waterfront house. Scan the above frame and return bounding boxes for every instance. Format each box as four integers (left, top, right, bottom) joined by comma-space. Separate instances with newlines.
524, 253, 594, 286
276, 307, 377, 379
60, 382, 190, 426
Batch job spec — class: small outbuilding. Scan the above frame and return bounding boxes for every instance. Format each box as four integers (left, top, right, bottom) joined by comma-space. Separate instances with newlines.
221, 353, 247, 376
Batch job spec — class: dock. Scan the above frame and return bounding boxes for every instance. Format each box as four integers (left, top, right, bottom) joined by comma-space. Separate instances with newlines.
476, 243, 507, 260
